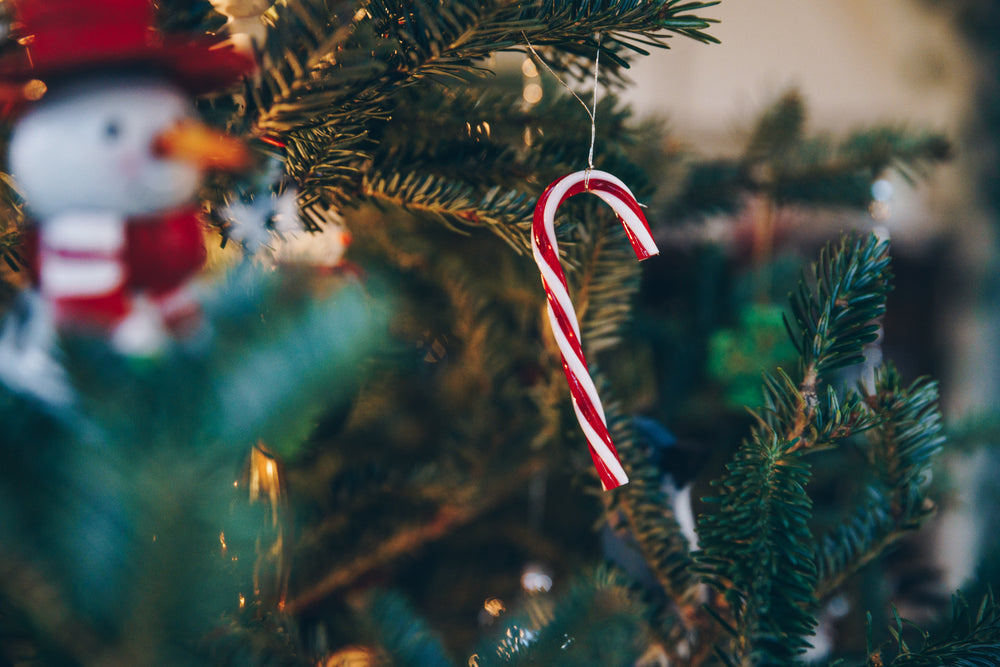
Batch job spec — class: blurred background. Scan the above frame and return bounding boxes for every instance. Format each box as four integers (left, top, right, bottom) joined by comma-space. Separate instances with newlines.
621, 0, 995, 595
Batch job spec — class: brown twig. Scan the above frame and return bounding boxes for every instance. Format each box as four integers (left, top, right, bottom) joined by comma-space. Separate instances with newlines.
285, 460, 543, 614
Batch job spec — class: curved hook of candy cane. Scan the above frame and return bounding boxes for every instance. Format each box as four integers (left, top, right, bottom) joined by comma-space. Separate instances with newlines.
531, 169, 659, 490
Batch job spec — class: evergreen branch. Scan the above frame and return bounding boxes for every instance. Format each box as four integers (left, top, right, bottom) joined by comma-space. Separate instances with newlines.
835, 126, 953, 185
813, 368, 944, 600
813, 487, 904, 601
869, 592, 1000, 667
528, 0, 721, 53
248, 0, 360, 134
781, 233, 891, 448
786, 234, 892, 378
360, 170, 533, 253
285, 125, 372, 206
741, 91, 949, 191
754, 371, 878, 453
742, 92, 952, 208
250, 0, 719, 133
363, 83, 651, 221
284, 210, 562, 615
744, 90, 806, 163
250, 2, 684, 226
692, 235, 900, 662
359, 591, 456, 667
862, 367, 944, 520
663, 93, 951, 222
695, 433, 818, 666
369, 87, 639, 190
764, 124, 952, 208
366, 0, 721, 70
662, 159, 747, 222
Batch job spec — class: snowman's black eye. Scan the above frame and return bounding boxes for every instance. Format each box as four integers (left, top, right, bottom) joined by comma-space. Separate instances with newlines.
103, 120, 122, 141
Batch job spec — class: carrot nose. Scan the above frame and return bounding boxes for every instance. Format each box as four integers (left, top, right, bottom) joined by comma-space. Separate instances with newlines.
153, 120, 251, 172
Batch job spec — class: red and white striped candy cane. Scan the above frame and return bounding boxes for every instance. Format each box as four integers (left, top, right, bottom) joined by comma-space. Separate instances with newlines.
532, 169, 659, 490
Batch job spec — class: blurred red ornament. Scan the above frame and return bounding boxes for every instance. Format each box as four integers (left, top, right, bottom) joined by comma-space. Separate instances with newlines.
0, 0, 255, 105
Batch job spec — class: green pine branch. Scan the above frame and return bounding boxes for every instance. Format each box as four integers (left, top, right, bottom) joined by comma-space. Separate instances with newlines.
360, 170, 533, 253
786, 234, 891, 378
692, 232, 951, 665
744, 91, 807, 163
664, 91, 951, 221
753, 92, 951, 207
696, 433, 818, 666
251, 0, 719, 133
284, 124, 372, 207
369, 86, 640, 191
359, 591, 456, 667
781, 234, 892, 449
244, 0, 720, 224
350, 83, 651, 253
249, 0, 360, 134
868, 592, 1000, 667
754, 369, 879, 454
813, 487, 904, 602
281, 214, 568, 614
812, 368, 944, 599
863, 368, 945, 507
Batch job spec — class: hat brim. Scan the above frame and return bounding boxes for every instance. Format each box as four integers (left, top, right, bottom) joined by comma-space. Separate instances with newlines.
0, 35, 255, 107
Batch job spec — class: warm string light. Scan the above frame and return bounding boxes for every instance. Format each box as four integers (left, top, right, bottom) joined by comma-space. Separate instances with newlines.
521, 57, 542, 105
249, 441, 285, 523
483, 597, 505, 617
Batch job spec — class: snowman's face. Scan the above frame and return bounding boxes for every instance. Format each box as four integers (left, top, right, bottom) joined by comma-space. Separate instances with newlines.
8, 73, 203, 218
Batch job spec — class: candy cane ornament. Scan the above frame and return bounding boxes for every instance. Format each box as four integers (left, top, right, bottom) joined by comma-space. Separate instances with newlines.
532, 169, 659, 490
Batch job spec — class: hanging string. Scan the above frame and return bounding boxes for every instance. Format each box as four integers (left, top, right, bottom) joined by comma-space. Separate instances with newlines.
586, 42, 601, 188
522, 32, 602, 189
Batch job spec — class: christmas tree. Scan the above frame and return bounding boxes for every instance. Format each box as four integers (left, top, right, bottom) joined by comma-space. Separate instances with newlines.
0, 1, 991, 666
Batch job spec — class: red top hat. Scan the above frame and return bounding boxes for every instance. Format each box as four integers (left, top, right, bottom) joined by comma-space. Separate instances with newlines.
0, 0, 255, 105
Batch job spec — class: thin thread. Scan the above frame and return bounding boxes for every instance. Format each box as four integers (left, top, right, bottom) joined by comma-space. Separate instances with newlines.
587, 38, 601, 180
522, 32, 602, 188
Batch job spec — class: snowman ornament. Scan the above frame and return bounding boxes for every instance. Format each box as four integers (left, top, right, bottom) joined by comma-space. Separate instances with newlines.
0, 0, 255, 355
